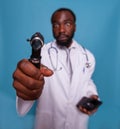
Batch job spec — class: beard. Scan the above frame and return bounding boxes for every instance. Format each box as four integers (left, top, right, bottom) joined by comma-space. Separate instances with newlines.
56, 37, 72, 47
54, 32, 75, 47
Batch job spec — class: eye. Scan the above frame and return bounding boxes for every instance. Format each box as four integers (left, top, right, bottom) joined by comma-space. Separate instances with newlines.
65, 22, 71, 27
53, 23, 59, 29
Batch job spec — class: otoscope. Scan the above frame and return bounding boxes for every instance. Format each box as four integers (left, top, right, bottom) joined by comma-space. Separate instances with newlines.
27, 32, 44, 69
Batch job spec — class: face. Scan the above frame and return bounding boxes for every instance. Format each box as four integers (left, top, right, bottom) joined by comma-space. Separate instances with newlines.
52, 11, 76, 47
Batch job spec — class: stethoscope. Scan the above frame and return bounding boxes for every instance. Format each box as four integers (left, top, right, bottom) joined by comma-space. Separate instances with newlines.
48, 43, 91, 71
82, 46, 92, 68
48, 43, 61, 71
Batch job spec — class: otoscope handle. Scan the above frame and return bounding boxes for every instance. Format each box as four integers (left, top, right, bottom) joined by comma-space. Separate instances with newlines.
29, 58, 40, 69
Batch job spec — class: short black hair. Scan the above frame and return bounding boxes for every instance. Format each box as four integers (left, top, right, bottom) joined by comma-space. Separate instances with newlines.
51, 8, 76, 23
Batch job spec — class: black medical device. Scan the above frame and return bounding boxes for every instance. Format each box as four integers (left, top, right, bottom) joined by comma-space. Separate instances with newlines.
27, 32, 44, 68
77, 96, 102, 111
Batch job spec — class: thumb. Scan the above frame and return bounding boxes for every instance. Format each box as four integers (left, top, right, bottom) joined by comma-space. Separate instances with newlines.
40, 65, 53, 77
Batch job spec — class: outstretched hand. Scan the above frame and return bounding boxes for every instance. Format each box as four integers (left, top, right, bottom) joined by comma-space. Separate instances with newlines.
13, 59, 53, 100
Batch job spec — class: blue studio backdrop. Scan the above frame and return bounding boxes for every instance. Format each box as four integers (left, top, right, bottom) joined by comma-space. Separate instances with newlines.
0, 0, 120, 129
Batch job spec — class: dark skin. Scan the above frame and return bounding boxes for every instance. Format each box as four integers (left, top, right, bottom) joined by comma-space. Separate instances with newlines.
52, 10, 76, 47
13, 59, 53, 100
13, 10, 98, 115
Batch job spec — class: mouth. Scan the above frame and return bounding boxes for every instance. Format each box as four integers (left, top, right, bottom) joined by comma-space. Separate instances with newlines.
57, 34, 68, 41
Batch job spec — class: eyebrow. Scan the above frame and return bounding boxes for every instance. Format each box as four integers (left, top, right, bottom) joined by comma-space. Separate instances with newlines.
52, 18, 74, 24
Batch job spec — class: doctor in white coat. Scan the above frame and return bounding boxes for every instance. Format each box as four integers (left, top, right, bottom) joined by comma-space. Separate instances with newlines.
13, 8, 100, 129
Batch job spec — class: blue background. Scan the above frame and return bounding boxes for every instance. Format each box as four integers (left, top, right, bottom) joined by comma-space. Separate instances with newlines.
0, 0, 120, 129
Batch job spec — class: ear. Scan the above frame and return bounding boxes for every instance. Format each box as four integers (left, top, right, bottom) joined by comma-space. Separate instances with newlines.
74, 24, 76, 32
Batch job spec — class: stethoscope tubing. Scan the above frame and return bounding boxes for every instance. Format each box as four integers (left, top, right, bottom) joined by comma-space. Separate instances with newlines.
48, 43, 91, 71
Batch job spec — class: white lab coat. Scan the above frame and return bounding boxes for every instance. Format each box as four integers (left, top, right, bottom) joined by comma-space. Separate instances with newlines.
17, 40, 98, 129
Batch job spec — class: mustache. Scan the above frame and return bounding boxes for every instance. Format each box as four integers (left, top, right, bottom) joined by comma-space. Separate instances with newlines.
57, 33, 69, 38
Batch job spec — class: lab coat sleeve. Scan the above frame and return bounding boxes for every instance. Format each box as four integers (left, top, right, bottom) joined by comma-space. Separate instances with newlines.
16, 96, 34, 116
16, 45, 48, 116
86, 79, 98, 97
86, 50, 98, 97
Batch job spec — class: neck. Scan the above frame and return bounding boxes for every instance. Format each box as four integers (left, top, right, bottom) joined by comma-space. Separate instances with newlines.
66, 41, 73, 48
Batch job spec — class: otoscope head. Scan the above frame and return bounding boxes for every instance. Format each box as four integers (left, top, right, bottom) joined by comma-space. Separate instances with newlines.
27, 32, 44, 51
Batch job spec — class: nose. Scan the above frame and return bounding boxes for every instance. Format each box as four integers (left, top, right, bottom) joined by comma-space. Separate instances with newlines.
59, 24, 65, 33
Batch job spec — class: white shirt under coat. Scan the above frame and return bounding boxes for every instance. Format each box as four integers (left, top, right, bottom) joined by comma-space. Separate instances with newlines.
17, 40, 98, 129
